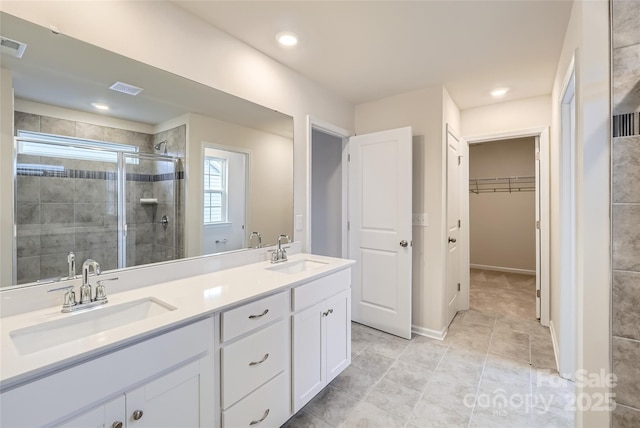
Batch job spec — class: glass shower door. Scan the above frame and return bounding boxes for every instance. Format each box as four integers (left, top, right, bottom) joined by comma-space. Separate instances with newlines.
122, 153, 178, 268
14, 141, 119, 284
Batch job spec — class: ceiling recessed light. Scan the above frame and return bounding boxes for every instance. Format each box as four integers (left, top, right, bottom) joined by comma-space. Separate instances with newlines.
276, 31, 298, 47
491, 88, 509, 98
91, 102, 109, 111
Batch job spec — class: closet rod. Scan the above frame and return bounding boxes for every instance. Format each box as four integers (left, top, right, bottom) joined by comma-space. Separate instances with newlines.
469, 176, 535, 194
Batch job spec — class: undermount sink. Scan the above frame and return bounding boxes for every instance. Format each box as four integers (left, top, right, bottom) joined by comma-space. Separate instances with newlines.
266, 259, 328, 275
10, 297, 176, 355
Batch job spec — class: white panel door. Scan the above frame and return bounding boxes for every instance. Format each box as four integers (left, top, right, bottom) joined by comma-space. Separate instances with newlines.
446, 126, 461, 325
348, 127, 412, 339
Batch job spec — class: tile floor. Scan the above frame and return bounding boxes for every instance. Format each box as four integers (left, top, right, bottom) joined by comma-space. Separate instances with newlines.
283, 270, 575, 428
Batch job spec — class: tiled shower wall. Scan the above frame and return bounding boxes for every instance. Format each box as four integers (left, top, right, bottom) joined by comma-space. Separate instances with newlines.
611, 1, 640, 426
13, 111, 185, 284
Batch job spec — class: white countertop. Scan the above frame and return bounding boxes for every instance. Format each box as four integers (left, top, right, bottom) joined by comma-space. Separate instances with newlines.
0, 253, 354, 391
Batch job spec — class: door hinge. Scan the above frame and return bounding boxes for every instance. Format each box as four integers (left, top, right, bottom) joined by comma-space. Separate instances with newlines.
536, 220, 540, 230
348, 154, 351, 162
458, 283, 461, 292
458, 155, 462, 165
535, 151, 540, 161
458, 219, 461, 228
537, 289, 541, 298
347, 221, 350, 231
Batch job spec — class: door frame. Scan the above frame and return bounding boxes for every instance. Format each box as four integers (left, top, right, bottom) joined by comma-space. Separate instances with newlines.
463, 127, 550, 327
306, 116, 350, 256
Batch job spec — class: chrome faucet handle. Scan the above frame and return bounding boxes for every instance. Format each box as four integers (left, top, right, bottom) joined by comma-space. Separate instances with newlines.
79, 283, 92, 305
95, 277, 118, 302
268, 249, 280, 263
48, 285, 77, 311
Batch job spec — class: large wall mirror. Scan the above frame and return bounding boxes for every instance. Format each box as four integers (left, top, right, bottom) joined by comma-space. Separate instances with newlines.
0, 12, 294, 288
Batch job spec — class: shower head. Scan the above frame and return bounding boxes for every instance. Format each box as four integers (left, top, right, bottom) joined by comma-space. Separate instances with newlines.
154, 140, 167, 154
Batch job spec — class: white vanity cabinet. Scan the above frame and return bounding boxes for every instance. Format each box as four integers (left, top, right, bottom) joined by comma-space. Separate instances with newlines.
218, 290, 290, 428
291, 269, 351, 412
0, 318, 215, 428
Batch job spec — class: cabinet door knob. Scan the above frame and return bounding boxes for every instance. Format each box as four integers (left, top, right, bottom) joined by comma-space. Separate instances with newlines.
112, 422, 123, 428
249, 353, 270, 366
248, 309, 269, 319
448, 237, 456, 243
132, 410, 144, 421
249, 409, 270, 425
400, 240, 409, 247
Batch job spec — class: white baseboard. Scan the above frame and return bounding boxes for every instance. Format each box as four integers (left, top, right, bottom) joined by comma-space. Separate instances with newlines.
470, 264, 535, 276
412, 324, 447, 341
548, 320, 562, 376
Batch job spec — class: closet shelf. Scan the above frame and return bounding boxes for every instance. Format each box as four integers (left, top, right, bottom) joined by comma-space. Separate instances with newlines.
469, 176, 535, 194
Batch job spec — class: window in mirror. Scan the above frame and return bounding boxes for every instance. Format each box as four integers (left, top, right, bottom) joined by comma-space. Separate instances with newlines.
17, 131, 139, 163
204, 157, 227, 224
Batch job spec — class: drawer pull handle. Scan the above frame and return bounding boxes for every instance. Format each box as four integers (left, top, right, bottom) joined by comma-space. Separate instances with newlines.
249, 409, 270, 425
323, 308, 334, 317
248, 309, 269, 319
249, 353, 270, 366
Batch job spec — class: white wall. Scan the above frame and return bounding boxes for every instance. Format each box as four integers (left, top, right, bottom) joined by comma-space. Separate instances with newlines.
0, 68, 13, 286
461, 95, 551, 138
549, 1, 611, 426
187, 113, 293, 256
0, 1, 354, 252
355, 86, 460, 337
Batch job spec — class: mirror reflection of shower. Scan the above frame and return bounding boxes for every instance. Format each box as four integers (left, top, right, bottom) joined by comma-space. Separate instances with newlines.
154, 140, 168, 154
13, 131, 183, 284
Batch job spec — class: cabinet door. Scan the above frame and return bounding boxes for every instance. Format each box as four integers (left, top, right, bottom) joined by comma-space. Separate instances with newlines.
292, 300, 324, 413
325, 289, 351, 383
126, 360, 202, 428
56, 396, 125, 428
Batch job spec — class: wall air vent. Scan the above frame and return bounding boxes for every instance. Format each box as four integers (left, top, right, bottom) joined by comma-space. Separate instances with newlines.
0, 36, 27, 58
613, 112, 639, 137
109, 81, 144, 96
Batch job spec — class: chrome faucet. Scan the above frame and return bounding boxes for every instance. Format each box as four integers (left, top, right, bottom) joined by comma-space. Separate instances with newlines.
67, 251, 76, 279
80, 259, 101, 304
270, 234, 290, 263
249, 231, 262, 248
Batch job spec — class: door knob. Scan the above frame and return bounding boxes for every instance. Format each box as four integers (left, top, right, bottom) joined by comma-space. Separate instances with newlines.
400, 240, 409, 247
448, 237, 457, 243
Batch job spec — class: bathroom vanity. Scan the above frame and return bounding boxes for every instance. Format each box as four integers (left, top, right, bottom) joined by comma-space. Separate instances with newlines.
0, 253, 354, 427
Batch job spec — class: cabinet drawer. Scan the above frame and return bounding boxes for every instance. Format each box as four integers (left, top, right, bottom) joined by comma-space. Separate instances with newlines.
222, 372, 289, 428
292, 268, 351, 311
221, 291, 288, 342
221, 319, 288, 409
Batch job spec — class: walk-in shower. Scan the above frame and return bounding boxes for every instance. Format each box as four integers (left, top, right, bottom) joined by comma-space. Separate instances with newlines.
13, 132, 183, 285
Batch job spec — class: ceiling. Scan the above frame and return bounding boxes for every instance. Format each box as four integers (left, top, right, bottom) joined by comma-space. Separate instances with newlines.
173, 0, 574, 110
0, 12, 293, 138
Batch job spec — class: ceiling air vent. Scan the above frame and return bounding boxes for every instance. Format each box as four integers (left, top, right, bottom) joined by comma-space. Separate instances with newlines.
0, 36, 27, 58
109, 81, 144, 96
